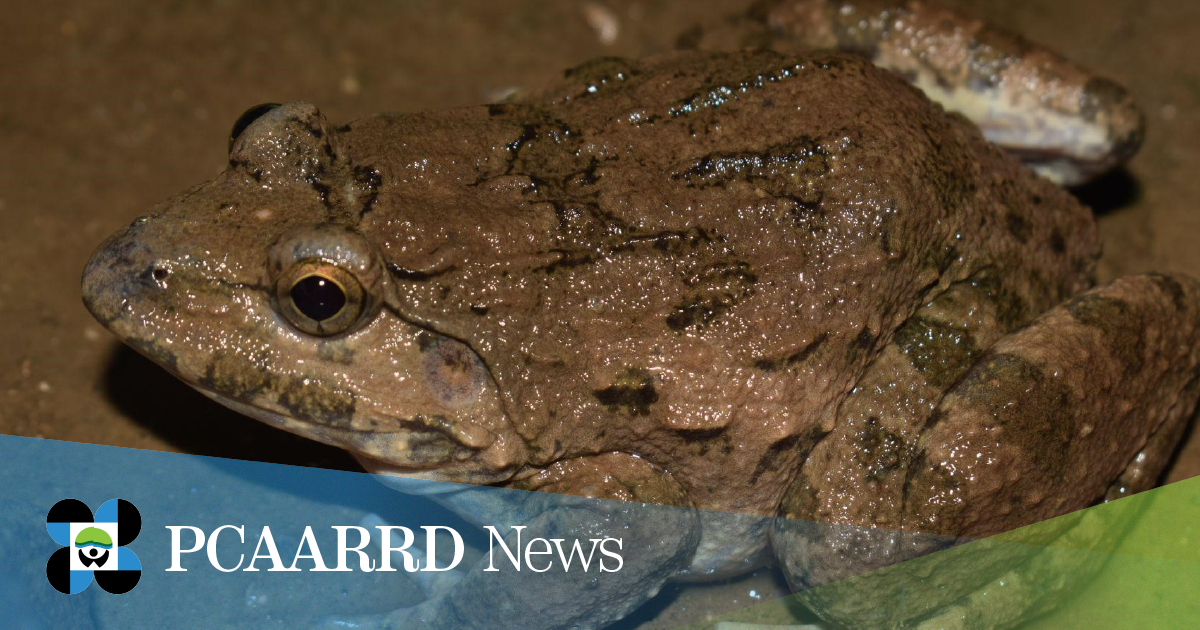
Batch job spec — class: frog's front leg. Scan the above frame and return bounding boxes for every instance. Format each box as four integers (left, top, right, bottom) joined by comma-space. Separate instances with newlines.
773, 273, 1200, 627
697, 0, 1144, 185
331, 453, 701, 630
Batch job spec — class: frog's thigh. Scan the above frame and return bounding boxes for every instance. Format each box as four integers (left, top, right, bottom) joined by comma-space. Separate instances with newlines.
905, 272, 1200, 538
326, 454, 701, 630
772, 278, 1016, 626
779, 273, 1200, 627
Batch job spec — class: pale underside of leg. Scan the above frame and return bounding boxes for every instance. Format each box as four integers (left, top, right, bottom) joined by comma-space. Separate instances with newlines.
685, 0, 1145, 185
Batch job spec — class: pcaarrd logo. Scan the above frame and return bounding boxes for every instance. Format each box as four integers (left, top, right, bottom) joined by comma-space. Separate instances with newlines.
45, 498, 142, 594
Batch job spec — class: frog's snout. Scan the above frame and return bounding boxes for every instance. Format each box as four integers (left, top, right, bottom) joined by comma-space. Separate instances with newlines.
81, 219, 169, 327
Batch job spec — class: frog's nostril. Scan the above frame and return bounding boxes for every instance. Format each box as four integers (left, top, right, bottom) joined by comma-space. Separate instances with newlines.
144, 263, 171, 288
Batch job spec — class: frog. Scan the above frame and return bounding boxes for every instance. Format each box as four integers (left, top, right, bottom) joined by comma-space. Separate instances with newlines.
80, 0, 1200, 628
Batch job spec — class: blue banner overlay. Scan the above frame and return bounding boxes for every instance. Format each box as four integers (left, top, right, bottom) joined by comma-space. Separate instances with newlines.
2, 434, 1198, 629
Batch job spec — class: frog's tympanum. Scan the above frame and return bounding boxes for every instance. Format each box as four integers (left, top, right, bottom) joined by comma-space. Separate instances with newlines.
82, 1, 1200, 628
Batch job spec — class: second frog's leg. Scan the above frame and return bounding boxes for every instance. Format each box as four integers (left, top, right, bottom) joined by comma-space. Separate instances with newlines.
685, 0, 1144, 185
773, 273, 1200, 627
325, 454, 701, 630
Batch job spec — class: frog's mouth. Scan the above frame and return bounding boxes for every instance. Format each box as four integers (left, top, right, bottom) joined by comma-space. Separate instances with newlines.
192, 386, 518, 485
104, 317, 521, 486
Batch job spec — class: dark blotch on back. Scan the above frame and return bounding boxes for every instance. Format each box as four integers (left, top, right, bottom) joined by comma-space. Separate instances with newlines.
753, 333, 829, 371
534, 249, 597, 274
1005, 210, 1032, 243
853, 326, 874, 352
750, 428, 828, 485
353, 164, 383, 216
667, 296, 733, 331
750, 434, 802, 485
1050, 229, 1066, 255
677, 426, 729, 456
667, 260, 758, 332
673, 139, 831, 195
894, 316, 981, 389
593, 368, 659, 416
678, 427, 726, 442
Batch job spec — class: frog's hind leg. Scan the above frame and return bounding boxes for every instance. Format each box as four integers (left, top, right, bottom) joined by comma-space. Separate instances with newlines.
770, 275, 1017, 626
748, 0, 1144, 185
903, 273, 1200, 539
772, 273, 1200, 627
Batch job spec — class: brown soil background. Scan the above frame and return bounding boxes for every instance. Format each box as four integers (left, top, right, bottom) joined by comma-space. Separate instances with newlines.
2, 0, 1199, 626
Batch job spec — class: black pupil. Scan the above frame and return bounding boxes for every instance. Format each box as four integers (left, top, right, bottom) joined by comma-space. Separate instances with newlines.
291, 275, 346, 322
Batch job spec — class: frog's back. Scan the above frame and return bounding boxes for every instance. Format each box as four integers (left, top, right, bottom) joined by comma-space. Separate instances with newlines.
345, 51, 1097, 515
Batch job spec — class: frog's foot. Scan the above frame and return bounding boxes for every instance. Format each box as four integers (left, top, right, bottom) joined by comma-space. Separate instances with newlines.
324, 454, 700, 630
753, 0, 1144, 185
773, 273, 1200, 627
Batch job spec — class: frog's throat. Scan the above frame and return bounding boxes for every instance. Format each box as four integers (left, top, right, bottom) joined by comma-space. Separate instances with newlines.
192, 387, 502, 477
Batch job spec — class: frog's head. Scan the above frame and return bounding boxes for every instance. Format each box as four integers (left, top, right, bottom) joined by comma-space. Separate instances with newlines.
82, 102, 526, 484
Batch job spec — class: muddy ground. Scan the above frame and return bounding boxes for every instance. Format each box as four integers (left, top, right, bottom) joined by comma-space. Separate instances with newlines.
2, 0, 1199, 627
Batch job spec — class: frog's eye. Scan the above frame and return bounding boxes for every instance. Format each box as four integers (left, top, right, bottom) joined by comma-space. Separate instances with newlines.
229, 103, 281, 152
275, 260, 367, 336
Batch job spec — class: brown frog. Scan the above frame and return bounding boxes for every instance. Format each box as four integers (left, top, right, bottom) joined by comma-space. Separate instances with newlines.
81, 1, 1200, 627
